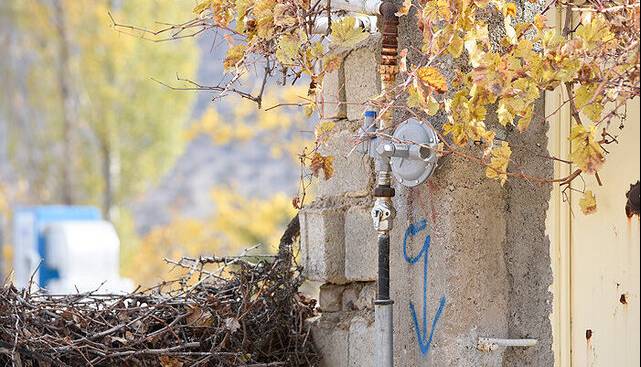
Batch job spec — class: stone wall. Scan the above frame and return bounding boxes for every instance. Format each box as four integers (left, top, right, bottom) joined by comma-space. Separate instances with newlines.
301, 6, 555, 365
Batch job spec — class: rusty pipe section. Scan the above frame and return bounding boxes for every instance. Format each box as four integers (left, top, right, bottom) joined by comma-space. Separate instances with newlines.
378, 0, 399, 129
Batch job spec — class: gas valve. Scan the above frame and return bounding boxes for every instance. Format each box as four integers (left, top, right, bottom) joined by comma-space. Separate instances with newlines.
359, 114, 439, 188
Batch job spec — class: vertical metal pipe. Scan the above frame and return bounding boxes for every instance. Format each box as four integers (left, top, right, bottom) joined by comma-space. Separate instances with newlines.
377, 234, 391, 300
373, 2, 399, 366
375, 234, 394, 367
375, 301, 394, 366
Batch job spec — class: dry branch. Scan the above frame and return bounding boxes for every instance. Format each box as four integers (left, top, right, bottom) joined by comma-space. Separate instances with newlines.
0, 214, 319, 367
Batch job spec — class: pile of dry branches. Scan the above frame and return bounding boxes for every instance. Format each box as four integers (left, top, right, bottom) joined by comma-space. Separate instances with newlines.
0, 215, 319, 367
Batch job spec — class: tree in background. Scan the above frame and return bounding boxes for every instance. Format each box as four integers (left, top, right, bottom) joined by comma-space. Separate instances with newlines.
1, 0, 198, 219
2, 0, 320, 286
126, 187, 297, 286
125, 85, 311, 285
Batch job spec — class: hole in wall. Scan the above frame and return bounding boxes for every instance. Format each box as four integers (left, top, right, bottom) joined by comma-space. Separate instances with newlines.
619, 294, 628, 305
585, 329, 593, 340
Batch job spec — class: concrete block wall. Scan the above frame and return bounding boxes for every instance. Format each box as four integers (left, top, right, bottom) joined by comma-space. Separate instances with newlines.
302, 5, 554, 365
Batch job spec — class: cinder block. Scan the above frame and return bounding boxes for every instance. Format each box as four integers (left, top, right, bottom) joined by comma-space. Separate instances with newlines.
319, 283, 345, 312
344, 47, 380, 121
317, 129, 373, 197
318, 64, 346, 119
354, 282, 376, 310
348, 315, 376, 366
309, 315, 349, 367
344, 206, 378, 281
299, 208, 347, 283
341, 285, 359, 311
341, 282, 376, 311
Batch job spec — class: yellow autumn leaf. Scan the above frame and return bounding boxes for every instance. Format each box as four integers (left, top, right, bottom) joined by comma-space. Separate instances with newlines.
533, 14, 546, 31
575, 84, 603, 122
464, 25, 488, 68
485, 141, 512, 185
417, 66, 448, 93
407, 84, 424, 108
579, 190, 597, 215
497, 100, 514, 126
330, 16, 370, 48
423, 0, 451, 21
503, 2, 517, 17
273, 3, 297, 27
275, 34, 299, 65
425, 95, 440, 116
236, 0, 253, 18
235, 0, 254, 32
304, 102, 317, 117
193, 0, 213, 14
448, 34, 464, 58
408, 84, 441, 115
315, 120, 336, 143
517, 104, 534, 132
442, 120, 468, 146
194, 0, 233, 25
254, 0, 276, 38
223, 44, 246, 71
575, 14, 615, 49
569, 124, 604, 174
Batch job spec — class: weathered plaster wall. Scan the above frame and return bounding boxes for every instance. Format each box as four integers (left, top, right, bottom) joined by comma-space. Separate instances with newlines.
503, 98, 555, 367
301, 3, 555, 364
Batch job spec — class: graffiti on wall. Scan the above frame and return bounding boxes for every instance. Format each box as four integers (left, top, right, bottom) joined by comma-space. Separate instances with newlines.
403, 219, 446, 356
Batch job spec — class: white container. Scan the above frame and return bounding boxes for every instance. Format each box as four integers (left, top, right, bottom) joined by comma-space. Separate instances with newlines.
43, 220, 133, 294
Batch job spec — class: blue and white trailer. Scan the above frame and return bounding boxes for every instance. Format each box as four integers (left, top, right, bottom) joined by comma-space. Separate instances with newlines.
13, 206, 132, 293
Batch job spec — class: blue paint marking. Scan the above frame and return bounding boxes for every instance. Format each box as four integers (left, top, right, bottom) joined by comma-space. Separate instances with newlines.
403, 219, 446, 356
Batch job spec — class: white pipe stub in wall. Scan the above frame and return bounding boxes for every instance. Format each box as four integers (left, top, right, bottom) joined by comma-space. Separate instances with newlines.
477, 338, 538, 352
325, 0, 383, 15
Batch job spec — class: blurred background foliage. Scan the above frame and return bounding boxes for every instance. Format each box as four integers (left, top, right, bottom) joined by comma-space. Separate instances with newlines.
0, 0, 310, 286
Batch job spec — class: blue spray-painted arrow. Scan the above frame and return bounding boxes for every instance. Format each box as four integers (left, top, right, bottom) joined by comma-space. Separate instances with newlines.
403, 219, 446, 355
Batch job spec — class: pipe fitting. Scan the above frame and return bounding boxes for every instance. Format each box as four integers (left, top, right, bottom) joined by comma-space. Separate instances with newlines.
372, 197, 395, 232
477, 338, 539, 352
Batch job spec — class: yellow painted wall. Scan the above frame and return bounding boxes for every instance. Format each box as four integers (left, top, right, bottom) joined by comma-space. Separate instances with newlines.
546, 9, 641, 364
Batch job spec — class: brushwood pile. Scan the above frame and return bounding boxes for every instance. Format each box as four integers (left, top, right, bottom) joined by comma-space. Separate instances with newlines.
0, 215, 319, 366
